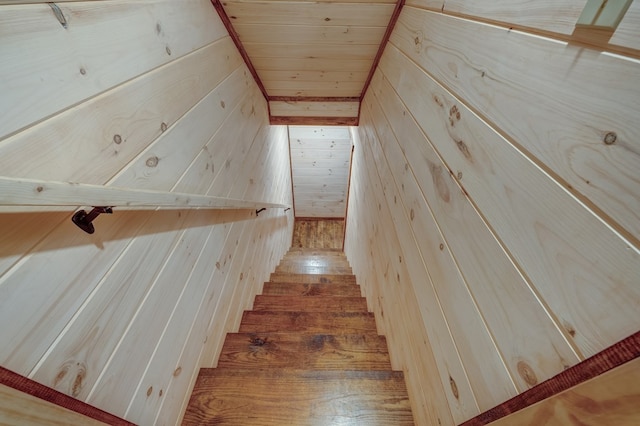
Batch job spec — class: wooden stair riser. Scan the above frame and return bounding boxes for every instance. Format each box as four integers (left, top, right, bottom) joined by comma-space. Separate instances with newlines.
262, 282, 361, 297
268, 273, 357, 284
252, 295, 368, 312
275, 265, 353, 275
184, 369, 414, 426
239, 311, 378, 334
286, 248, 344, 253
184, 248, 415, 425
217, 333, 392, 370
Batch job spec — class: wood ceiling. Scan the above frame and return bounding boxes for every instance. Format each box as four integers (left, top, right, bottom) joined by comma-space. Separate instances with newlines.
212, 0, 404, 125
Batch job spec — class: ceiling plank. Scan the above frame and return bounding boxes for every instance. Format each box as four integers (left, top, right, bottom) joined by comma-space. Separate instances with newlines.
244, 43, 380, 59
270, 116, 359, 125
233, 24, 387, 44
270, 101, 359, 117
222, 2, 395, 27
253, 57, 373, 72
260, 70, 368, 84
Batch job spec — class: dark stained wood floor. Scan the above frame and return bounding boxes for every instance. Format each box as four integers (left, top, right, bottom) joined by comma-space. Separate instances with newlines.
292, 219, 345, 249
183, 249, 414, 425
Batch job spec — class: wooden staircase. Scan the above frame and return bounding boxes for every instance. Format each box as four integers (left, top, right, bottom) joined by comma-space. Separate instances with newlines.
183, 248, 414, 425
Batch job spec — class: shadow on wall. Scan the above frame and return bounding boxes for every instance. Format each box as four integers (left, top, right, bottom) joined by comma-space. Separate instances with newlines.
0, 209, 289, 257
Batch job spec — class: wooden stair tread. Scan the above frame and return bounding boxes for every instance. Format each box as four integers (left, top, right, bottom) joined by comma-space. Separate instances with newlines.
184, 248, 414, 425
262, 282, 361, 297
280, 253, 349, 260
269, 272, 357, 284
218, 333, 391, 370
184, 369, 414, 426
252, 295, 368, 312
275, 265, 353, 275
239, 311, 377, 333
286, 247, 344, 253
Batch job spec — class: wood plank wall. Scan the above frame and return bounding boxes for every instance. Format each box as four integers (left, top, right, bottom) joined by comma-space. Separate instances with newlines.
344, 2, 640, 425
290, 126, 353, 217
0, 1, 293, 424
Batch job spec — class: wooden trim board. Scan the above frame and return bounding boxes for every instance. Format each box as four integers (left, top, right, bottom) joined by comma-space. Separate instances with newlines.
270, 116, 359, 126
0, 366, 133, 426
360, 0, 406, 102
461, 331, 640, 425
209, 0, 268, 101
269, 96, 360, 103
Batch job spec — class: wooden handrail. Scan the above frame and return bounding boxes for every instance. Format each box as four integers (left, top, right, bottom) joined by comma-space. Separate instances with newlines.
0, 176, 290, 212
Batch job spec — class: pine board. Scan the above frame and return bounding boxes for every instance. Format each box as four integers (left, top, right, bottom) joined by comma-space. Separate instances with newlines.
0, 0, 224, 140
345, 128, 462, 424
379, 40, 640, 358
0, 38, 241, 184
234, 23, 386, 44
360, 113, 499, 414
220, 2, 395, 27
392, 7, 640, 243
366, 71, 580, 389
270, 101, 359, 117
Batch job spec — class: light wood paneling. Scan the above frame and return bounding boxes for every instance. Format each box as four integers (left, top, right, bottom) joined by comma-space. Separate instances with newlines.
220, 2, 395, 27
253, 57, 373, 72
384, 28, 640, 357
392, 8, 640, 244
290, 126, 353, 218
0, 37, 243, 183
0, 0, 224, 141
234, 24, 387, 44
220, 0, 395, 118
346, 2, 640, 425
409, 0, 585, 35
364, 73, 580, 395
345, 127, 460, 425
270, 101, 360, 118
410, 0, 640, 56
264, 81, 363, 97
611, 0, 640, 51
244, 43, 379, 60
0, 2, 294, 426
